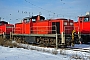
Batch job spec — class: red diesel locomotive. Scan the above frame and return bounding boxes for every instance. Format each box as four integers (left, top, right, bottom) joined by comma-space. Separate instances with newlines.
13, 15, 74, 47
74, 13, 90, 43
0, 21, 14, 38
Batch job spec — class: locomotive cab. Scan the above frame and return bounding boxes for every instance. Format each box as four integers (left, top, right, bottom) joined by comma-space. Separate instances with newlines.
79, 12, 90, 22
0, 21, 14, 35
78, 15, 90, 22
74, 12, 90, 43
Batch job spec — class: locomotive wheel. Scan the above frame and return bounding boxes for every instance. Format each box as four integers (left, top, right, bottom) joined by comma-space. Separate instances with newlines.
36, 37, 61, 47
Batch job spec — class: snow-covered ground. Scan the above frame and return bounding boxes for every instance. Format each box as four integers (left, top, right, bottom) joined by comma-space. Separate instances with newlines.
0, 44, 90, 60
0, 46, 68, 60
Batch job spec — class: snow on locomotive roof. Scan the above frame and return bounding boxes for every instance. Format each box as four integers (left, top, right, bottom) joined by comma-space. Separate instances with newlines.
0, 21, 8, 24
47, 18, 70, 20
23, 15, 45, 20
23, 16, 33, 19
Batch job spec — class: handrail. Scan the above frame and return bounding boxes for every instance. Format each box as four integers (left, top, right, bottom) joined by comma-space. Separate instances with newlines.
64, 26, 74, 34
30, 25, 56, 34
14, 27, 22, 34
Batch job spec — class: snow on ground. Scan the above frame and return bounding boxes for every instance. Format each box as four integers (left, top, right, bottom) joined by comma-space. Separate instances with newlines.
74, 44, 90, 48
0, 44, 90, 60
0, 46, 68, 60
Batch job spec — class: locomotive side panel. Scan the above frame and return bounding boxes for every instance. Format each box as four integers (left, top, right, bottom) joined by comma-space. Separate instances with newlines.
14, 23, 23, 34
0, 24, 14, 35
32, 20, 50, 34
0, 25, 6, 34
63, 20, 74, 34
74, 22, 78, 33
81, 22, 90, 34
6, 24, 14, 34
24, 23, 30, 34
68, 20, 74, 34
50, 19, 63, 34
49, 19, 74, 34
31, 23, 37, 34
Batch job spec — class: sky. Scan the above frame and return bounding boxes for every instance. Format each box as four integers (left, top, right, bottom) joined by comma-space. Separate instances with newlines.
0, 0, 90, 24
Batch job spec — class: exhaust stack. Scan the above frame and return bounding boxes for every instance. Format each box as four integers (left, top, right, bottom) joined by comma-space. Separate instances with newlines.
36, 15, 40, 21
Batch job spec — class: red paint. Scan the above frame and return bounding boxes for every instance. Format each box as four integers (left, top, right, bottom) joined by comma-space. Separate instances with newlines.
74, 15, 90, 34
0, 21, 14, 34
14, 15, 74, 35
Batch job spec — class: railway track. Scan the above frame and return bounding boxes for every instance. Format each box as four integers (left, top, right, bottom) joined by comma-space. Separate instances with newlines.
14, 40, 90, 53
0, 36, 90, 54
11, 38, 90, 53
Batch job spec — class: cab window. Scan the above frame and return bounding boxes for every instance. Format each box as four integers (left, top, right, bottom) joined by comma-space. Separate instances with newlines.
23, 19, 30, 23
83, 17, 89, 22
